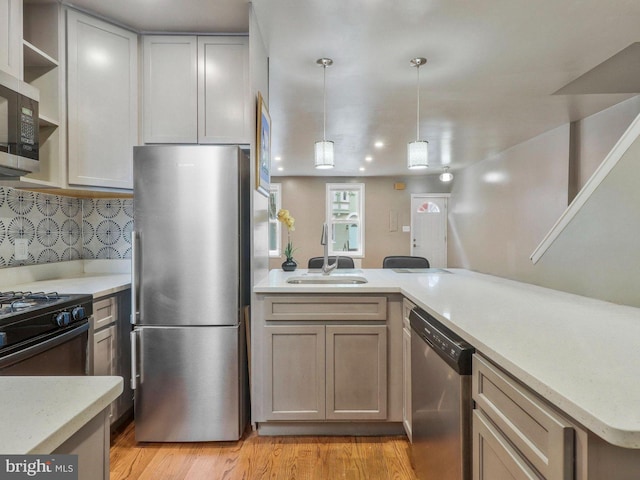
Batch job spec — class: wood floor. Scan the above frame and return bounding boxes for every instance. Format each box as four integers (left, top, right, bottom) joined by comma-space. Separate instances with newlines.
110, 421, 418, 480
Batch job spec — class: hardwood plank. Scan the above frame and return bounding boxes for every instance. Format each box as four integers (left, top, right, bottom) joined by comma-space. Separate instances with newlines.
110, 422, 418, 480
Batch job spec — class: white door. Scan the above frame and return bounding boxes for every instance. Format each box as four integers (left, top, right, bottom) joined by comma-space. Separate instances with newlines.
411, 195, 448, 268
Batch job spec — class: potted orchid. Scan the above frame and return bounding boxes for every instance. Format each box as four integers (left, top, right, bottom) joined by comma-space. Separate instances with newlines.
277, 208, 297, 271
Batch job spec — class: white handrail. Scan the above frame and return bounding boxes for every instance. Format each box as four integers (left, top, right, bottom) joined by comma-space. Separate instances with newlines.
530, 110, 640, 264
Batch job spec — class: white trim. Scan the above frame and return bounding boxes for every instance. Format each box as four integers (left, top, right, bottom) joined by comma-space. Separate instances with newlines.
530, 111, 640, 264
268, 183, 282, 257
325, 183, 365, 257
410, 194, 449, 267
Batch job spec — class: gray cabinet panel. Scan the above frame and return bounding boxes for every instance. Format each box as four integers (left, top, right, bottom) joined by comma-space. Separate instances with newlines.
326, 325, 387, 420
473, 410, 541, 480
67, 9, 137, 189
198, 36, 249, 144
264, 295, 387, 321
143, 35, 198, 143
473, 354, 574, 479
0, 0, 21, 78
264, 325, 325, 420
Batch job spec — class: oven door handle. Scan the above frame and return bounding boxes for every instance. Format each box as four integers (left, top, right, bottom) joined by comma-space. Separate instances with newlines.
0, 321, 90, 370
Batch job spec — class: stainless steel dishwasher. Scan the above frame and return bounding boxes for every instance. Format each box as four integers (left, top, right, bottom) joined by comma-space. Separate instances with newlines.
410, 307, 475, 480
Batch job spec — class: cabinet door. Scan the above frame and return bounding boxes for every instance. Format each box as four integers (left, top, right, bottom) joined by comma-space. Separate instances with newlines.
402, 326, 412, 441
264, 325, 325, 420
67, 10, 137, 189
473, 410, 542, 480
114, 290, 133, 423
0, 0, 21, 78
326, 325, 387, 420
93, 325, 117, 423
197, 36, 250, 144
143, 35, 198, 143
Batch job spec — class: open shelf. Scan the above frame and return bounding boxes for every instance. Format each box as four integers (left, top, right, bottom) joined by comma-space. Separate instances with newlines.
23, 40, 58, 69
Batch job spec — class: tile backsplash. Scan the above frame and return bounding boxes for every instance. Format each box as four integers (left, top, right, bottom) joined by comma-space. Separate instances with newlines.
0, 186, 133, 268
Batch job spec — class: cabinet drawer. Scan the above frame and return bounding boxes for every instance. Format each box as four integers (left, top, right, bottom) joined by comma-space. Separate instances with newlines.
473, 410, 542, 480
93, 296, 117, 330
264, 296, 387, 321
473, 354, 574, 479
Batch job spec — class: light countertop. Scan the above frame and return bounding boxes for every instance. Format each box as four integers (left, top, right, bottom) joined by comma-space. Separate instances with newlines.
5, 272, 132, 298
255, 268, 640, 448
0, 376, 123, 454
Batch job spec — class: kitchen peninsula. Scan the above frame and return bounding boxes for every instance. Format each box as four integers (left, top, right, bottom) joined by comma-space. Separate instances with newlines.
0, 376, 122, 479
253, 268, 640, 478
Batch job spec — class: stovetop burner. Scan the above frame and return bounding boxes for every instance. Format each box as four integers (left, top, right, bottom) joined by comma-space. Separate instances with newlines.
0, 291, 93, 355
0, 291, 67, 316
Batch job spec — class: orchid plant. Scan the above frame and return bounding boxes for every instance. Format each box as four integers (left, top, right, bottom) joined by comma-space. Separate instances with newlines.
277, 208, 296, 261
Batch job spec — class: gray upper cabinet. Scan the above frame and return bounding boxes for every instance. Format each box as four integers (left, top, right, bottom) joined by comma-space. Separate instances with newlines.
143, 35, 198, 144
197, 36, 250, 144
66, 10, 138, 189
142, 35, 250, 145
0, 0, 21, 78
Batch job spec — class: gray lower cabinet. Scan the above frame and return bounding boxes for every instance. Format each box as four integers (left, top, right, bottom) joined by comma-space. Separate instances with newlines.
473, 409, 541, 480
402, 298, 414, 441
93, 325, 116, 422
265, 325, 325, 420
91, 290, 132, 428
472, 354, 575, 480
264, 324, 387, 421
53, 409, 110, 480
326, 325, 387, 420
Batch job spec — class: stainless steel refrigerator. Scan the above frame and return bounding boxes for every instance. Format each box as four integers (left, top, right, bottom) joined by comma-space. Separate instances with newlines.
131, 145, 250, 442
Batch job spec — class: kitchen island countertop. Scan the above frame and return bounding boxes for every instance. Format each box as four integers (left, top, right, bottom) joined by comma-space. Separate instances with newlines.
0, 376, 123, 454
255, 268, 640, 448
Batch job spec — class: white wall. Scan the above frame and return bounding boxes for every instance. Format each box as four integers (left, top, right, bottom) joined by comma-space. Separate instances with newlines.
449, 96, 640, 307
250, 5, 269, 287
448, 125, 569, 282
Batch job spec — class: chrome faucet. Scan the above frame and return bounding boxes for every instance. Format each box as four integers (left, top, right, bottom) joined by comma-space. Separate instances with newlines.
320, 223, 339, 275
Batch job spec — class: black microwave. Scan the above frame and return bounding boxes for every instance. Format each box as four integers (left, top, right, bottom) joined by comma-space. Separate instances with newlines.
0, 70, 39, 176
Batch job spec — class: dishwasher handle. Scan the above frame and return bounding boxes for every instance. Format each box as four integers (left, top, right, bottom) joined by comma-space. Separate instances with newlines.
409, 307, 475, 375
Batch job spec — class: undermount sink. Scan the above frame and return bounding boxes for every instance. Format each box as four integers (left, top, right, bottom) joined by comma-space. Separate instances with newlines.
287, 275, 368, 285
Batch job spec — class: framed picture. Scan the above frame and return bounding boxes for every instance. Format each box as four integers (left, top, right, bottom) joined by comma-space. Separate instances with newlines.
256, 91, 271, 197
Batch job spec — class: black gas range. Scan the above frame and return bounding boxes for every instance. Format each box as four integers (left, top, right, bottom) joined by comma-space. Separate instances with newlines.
0, 291, 93, 359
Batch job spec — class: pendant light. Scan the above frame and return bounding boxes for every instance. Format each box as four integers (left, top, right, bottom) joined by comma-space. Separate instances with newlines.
315, 58, 334, 169
439, 166, 453, 182
408, 57, 428, 169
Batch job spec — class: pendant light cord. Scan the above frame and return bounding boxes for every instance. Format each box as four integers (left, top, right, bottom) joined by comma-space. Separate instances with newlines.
323, 63, 327, 142
416, 63, 420, 141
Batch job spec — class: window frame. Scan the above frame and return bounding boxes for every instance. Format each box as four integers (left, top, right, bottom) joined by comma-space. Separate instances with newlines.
325, 183, 365, 258
269, 183, 282, 257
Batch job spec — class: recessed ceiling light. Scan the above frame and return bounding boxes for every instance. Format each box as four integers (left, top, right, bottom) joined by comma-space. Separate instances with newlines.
277, 167, 284, 172
374, 141, 384, 148
275, 156, 282, 161
359, 167, 365, 172
365, 156, 373, 162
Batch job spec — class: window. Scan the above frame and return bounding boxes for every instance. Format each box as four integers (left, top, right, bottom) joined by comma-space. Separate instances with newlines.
326, 183, 364, 257
269, 183, 282, 257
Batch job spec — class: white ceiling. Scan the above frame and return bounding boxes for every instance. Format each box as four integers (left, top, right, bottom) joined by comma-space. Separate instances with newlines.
63, 0, 640, 177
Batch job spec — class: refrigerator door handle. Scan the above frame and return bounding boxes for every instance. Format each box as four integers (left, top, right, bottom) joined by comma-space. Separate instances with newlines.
130, 330, 140, 390
131, 231, 139, 324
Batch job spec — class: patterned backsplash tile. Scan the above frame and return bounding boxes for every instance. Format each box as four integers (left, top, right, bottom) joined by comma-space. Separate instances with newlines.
0, 186, 133, 268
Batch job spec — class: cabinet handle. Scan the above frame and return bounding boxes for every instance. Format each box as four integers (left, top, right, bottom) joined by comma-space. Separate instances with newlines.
130, 330, 139, 390
131, 231, 139, 324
